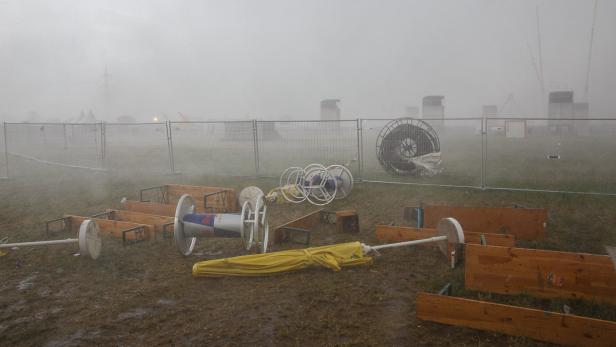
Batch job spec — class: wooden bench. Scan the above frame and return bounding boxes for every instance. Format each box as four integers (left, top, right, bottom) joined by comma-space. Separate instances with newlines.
375, 225, 516, 247
406, 205, 547, 240
416, 292, 616, 346
139, 184, 238, 213
465, 244, 616, 305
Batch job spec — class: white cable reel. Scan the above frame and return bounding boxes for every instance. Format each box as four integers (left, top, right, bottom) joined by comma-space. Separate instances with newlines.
277, 163, 354, 205
279, 166, 307, 203
174, 186, 269, 256
239, 189, 269, 253
303, 166, 337, 206
326, 164, 354, 199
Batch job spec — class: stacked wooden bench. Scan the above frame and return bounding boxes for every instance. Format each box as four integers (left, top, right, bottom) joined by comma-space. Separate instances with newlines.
46, 184, 238, 244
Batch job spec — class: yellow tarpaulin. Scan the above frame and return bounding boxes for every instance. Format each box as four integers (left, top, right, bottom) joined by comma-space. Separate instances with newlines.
193, 241, 373, 277
265, 185, 302, 204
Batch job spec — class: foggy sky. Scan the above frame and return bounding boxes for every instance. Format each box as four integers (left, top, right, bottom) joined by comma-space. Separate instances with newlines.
1, 0, 614, 122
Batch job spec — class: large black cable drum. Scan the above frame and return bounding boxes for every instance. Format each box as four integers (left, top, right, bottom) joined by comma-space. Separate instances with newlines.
376, 118, 441, 175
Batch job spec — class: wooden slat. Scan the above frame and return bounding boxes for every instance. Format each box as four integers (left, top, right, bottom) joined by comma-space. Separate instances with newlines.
375, 225, 437, 243
66, 215, 154, 240
375, 225, 515, 247
422, 205, 547, 240
465, 244, 616, 305
164, 184, 237, 212
416, 292, 616, 347
463, 232, 515, 247
110, 210, 174, 234
122, 200, 176, 217
273, 209, 324, 244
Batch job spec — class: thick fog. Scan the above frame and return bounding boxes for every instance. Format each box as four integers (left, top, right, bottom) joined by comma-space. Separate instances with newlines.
1, 0, 614, 122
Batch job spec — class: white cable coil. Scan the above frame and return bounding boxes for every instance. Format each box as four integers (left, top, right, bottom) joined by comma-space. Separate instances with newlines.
278, 164, 354, 206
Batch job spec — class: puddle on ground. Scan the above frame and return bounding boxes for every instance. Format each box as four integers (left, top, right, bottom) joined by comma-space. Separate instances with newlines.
44, 329, 101, 347
37, 287, 51, 297
117, 308, 149, 320
17, 274, 37, 291
157, 299, 176, 306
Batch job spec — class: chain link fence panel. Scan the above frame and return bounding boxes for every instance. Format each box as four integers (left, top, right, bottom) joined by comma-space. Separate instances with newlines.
256, 120, 359, 177
485, 117, 616, 194
4, 118, 616, 197
5, 123, 103, 169
0, 123, 7, 178
103, 123, 171, 174
170, 121, 256, 176
361, 118, 483, 187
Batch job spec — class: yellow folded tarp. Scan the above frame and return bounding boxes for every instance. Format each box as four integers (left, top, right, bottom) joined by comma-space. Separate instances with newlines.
193, 241, 373, 277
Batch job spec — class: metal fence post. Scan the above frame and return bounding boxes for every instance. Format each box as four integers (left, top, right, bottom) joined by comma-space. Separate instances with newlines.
62, 123, 68, 150
3, 122, 8, 178
100, 121, 106, 169
481, 116, 487, 190
252, 120, 260, 176
356, 118, 363, 182
166, 121, 176, 173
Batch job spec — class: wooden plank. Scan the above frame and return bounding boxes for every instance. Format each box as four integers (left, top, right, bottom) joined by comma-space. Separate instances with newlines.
375, 225, 437, 243
110, 210, 174, 234
66, 215, 154, 241
465, 244, 616, 305
463, 232, 515, 247
122, 200, 176, 217
164, 184, 237, 212
416, 292, 616, 347
422, 205, 547, 240
375, 225, 515, 247
273, 209, 324, 244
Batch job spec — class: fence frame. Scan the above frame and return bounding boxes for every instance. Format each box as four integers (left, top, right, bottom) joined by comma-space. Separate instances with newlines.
3, 118, 616, 197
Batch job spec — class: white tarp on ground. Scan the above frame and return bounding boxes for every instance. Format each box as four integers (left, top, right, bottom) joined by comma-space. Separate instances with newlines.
410, 152, 443, 176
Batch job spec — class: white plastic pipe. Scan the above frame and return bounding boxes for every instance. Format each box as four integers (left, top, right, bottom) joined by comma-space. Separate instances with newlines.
0, 238, 78, 248
363, 235, 447, 253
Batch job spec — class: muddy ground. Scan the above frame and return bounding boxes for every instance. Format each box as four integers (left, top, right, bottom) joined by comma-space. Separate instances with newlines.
1, 160, 616, 346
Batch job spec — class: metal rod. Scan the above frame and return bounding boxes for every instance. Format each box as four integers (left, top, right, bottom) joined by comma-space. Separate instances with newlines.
359, 117, 484, 121
100, 121, 106, 169
166, 121, 176, 173
361, 180, 481, 190
356, 118, 362, 182
10, 153, 106, 171
0, 238, 78, 248
437, 282, 452, 296
3, 121, 8, 178
90, 211, 111, 219
480, 116, 485, 190
253, 120, 260, 176
63, 123, 68, 150
486, 186, 616, 196
122, 225, 146, 245
485, 117, 616, 121
483, 117, 486, 189
369, 235, 447, 251
140, 186, 163, 202
166, 121, 173, 173
169, 122, 175, 173
584, 0, 598, 99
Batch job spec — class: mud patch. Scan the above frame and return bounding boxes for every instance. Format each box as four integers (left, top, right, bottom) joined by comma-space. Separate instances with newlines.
17, 274, 37, 291
44, 329, 101, 347
117, 308, 149, 320
157, 299, 176, 306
